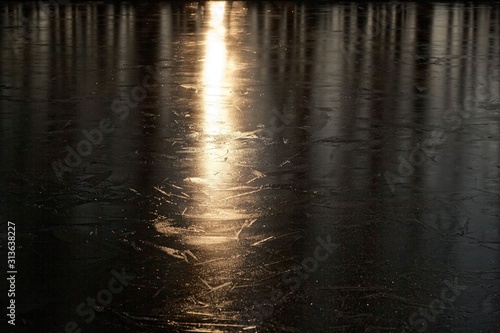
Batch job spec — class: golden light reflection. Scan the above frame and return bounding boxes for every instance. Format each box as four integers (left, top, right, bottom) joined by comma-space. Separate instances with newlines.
203, 2, 229, 137
201, 2, 238, 192
193, 2, 241, 247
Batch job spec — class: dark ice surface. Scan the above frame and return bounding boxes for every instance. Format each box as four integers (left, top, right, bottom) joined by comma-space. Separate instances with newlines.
1, 1, 499, 332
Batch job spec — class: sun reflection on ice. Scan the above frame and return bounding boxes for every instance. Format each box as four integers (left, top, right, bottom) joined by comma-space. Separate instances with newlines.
191, 2, 246, 248
203, 2, 230, 138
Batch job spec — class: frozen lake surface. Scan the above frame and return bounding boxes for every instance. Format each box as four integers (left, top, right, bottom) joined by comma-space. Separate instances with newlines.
0, 1, 499, 332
